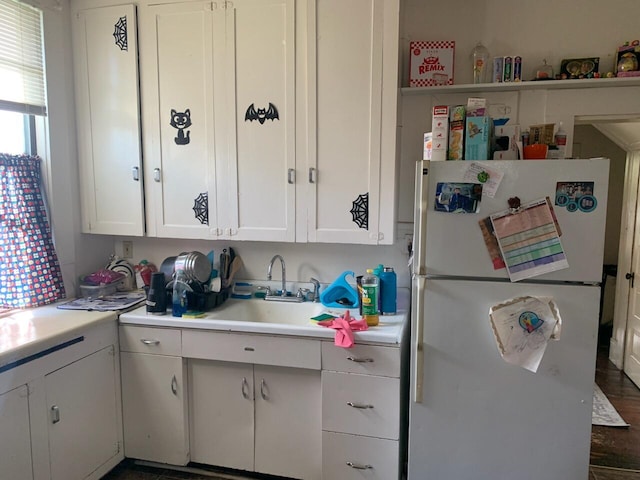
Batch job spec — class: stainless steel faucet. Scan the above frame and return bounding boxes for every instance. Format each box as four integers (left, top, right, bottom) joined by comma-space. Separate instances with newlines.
310, 277, 321, 302
267, 254, 287, 297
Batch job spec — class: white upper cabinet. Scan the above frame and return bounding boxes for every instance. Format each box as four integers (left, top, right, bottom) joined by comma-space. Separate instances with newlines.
222, 0, 297, 242
139, 0, 296, 241
298, 0, 400, 245
139, 1, 218, 239
72, 4, 145, 236
73, 0, 400, 243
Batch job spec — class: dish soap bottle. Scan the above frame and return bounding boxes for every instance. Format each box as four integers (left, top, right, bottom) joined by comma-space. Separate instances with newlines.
172, 269, 190, 317
362, 269, 379, 327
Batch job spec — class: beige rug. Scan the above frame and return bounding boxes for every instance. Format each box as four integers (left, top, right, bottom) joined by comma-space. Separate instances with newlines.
593, 383, 630, 427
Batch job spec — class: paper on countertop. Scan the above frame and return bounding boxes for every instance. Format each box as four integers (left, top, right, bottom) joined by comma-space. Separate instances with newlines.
489, 296, 561, 373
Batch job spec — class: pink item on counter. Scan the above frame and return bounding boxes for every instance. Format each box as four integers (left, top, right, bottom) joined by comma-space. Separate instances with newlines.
317, 310, 368, 348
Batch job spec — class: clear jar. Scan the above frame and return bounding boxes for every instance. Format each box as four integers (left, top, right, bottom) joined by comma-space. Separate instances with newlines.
471, 42, 490, 84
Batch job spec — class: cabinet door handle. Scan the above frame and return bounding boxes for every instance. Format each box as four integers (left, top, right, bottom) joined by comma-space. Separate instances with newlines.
347, 356, 374, 363
260, 378, 269, 400
346, 462, 373, 470
132, 166, 140, 181
241, 377, 250, 399
140, 339, 160, 346
347, 401, 374, 409
308, 167, 316, 183
287, 168, 295, 184
171, 375, 178, 395
50, 405, 60, 424
153, 168, 161, 182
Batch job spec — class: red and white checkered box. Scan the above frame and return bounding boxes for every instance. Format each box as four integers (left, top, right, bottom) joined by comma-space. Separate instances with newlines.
409, 40, 455, 87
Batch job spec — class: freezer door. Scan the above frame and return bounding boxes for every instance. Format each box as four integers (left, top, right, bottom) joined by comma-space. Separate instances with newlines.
408, 279, 598, 480
421, 159, 609, 283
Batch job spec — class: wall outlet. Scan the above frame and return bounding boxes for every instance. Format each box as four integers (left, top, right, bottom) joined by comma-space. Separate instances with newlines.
122, 241, 133, 259
404, 234, 413, 255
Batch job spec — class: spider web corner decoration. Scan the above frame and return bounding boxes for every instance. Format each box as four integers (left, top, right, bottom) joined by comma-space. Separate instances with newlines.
193, 192, 209, 225
350, 192, 369, 230
113, 16, 128, 51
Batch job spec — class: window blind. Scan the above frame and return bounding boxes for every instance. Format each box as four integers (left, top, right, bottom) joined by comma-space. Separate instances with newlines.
0, 0, 46, 116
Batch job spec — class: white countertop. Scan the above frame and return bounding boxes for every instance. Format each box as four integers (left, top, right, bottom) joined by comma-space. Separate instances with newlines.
120, 288, 410, 345
0, 304, 117, 369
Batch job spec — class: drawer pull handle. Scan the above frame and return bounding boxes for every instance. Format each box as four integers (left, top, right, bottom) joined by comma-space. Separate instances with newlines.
242, 377, 250, 399
346, 462, 373, 470
171, 375, 178, 395
347, 402, 374, 409
141, 339, 160, 346
347, 356, 374, 363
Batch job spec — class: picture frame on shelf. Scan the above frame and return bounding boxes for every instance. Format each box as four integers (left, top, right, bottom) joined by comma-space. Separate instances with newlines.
559, 57, 599, 79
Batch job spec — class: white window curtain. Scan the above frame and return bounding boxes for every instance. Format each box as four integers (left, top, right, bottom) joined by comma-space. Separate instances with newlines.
0, 0, 46, 116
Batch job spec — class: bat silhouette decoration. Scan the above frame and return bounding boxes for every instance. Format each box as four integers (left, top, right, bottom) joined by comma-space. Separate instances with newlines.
245, 103, 280, 124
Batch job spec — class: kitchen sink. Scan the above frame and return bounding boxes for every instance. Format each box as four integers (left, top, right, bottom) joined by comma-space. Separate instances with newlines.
203, 298, 334, 325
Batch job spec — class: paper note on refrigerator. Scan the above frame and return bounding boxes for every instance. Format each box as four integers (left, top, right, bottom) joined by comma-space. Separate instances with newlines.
462, 161, 504, 197
490, 198, 568, 281
489, 296, 562, 373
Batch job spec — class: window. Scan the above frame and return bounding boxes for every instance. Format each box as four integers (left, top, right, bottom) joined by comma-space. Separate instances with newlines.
0, 0, 65, 309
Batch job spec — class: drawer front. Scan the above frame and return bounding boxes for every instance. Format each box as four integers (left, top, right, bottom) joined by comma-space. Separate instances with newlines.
322, 431, 399, 480
119, 326, 181, 356
182, 330, 321, 370
322, 342, 400, 377
322, 371, 399, 439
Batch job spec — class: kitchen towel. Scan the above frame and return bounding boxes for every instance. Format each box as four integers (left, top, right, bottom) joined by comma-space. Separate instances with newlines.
318, 310, 368, 348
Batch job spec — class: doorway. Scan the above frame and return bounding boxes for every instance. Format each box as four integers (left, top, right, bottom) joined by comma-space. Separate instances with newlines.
574, 122, 640, 472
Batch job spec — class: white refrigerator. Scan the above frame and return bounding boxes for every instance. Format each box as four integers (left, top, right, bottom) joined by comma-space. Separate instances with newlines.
408, 159, 610, 480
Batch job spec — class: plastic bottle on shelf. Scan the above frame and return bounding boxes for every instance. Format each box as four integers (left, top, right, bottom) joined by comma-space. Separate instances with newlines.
471, 42, 490, 84
361, 269, 379, 327
554, 122, 567, 159
172, 269, 190, 317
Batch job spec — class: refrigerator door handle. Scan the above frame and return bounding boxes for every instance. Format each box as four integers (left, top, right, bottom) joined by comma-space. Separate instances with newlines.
412, 275, 426, 403
412, 160, 430, 276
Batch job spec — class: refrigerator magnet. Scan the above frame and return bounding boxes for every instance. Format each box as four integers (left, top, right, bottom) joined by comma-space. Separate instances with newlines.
434, 182, 482, 213
555, 181, 597, 213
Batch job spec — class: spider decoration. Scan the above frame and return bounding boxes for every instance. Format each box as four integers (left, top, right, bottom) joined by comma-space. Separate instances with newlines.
193, 192, 209, 225
113, 16, 128, 51
350, 192, 369, 230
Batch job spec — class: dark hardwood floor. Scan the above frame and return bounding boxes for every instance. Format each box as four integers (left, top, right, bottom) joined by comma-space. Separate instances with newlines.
590, 330, 640, 478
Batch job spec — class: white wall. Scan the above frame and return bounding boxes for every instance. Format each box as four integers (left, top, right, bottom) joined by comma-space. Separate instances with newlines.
42, 0, 640, 297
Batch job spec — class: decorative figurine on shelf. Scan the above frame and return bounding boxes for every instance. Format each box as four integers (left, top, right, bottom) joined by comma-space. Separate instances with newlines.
534, 59, 553, 80
615, 41, 640, 78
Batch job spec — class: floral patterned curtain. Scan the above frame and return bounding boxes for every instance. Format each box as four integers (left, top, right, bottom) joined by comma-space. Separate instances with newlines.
0, 154, 65, 308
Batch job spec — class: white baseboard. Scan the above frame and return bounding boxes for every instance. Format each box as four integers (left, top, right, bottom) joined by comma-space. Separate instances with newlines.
609, 337, 624, 369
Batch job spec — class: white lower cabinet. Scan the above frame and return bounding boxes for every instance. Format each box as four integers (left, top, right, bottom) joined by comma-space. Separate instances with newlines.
0, 319, 124, 480
189, 360, 323, 478
45, 346, 121, 480
184, 331, 322, 480
116, 324, 405, 479
321, 342, 402, 479
322, 431, 398, 480
119, 326, 189, 465
0, 385, 33, 480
